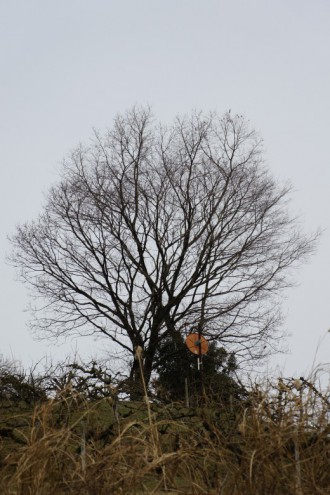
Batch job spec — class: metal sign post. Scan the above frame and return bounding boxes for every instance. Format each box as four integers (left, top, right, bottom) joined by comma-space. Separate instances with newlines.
185, 332, 209, 401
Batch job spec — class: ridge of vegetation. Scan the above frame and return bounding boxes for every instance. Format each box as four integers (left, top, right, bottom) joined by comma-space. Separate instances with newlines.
0, 360, 328, 494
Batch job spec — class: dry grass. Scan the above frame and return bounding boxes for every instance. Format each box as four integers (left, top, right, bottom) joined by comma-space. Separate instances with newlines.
0, 375, 329, 494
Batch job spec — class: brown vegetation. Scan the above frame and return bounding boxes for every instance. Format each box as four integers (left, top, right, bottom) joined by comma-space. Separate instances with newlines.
0, 373, 328, 494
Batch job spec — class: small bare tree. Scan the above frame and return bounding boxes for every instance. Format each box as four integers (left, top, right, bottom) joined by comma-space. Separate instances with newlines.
10, 108, 316, 396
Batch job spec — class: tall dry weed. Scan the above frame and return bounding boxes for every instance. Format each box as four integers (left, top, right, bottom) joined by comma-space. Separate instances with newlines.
0, 374, 328, 494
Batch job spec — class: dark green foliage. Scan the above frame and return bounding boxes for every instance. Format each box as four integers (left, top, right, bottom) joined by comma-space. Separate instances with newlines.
153, 331, 245, 404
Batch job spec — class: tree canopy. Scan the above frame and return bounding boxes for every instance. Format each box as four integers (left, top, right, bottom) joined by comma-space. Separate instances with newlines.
10, 107, 316, 393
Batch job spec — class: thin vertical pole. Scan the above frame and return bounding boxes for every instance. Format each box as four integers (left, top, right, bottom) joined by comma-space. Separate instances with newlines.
294, 424, 302, 495
198, 329, 204, 401
81, 420, 86, 475
185, 377, 190, 408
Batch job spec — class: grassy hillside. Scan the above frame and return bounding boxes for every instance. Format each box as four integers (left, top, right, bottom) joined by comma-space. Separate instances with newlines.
0, 377, 329, 494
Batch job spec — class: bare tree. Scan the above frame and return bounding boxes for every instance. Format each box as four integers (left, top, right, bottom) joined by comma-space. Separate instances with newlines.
10, 108, 316, 396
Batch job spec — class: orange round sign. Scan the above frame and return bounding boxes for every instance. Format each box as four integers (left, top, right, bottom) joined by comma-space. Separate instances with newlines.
185, 333, 209, 355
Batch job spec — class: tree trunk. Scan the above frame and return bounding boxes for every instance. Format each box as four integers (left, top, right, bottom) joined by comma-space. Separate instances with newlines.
128, 357, 145, 400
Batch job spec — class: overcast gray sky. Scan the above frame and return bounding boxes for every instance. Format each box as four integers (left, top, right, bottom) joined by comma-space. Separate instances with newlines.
1, 0, 329, 378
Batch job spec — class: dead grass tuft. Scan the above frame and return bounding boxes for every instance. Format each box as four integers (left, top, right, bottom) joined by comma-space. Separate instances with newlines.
0, 374, 328, 494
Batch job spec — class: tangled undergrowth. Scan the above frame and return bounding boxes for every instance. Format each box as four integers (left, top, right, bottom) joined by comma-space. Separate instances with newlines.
0, 374, 329, 494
